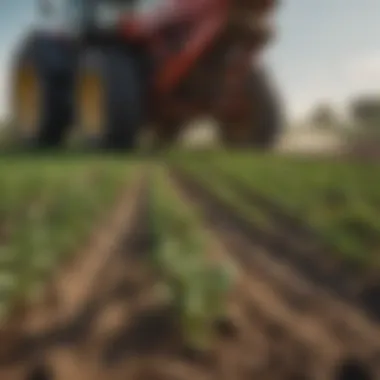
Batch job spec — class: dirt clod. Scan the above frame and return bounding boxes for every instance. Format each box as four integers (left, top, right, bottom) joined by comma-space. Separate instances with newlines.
215, 316, 239, 339
26, 364, 52, 380
334, 358, 373, 380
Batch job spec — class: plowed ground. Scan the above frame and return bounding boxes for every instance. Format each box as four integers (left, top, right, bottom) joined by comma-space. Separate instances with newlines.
0, 171, 379, 380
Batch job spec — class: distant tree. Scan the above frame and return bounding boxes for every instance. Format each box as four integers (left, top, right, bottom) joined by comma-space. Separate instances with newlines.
309, 103, 338, 129
350, 95, 380, 129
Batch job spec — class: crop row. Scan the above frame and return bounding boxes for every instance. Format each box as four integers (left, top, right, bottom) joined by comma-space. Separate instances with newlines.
171, 151, 380, 266
150, 166, 235, 350
0, 158, 236, 351
0, 156, 138, 321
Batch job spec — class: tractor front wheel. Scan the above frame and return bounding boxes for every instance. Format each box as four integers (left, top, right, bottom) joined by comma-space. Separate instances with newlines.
10, 33, 76, 149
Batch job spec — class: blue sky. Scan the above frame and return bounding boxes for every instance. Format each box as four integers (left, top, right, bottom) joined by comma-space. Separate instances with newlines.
0, 0, 380, 120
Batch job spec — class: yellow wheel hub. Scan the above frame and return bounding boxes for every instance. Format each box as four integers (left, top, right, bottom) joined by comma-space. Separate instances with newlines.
77, 71, 104, 137
14, 64, 41, 137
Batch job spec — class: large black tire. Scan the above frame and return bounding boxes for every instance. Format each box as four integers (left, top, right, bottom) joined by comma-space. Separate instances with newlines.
219, 66, 283, 149
76, 48, 145, 151
10, 32, 77, 149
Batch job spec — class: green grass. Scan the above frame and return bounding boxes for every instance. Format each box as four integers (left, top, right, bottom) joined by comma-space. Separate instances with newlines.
3, 150, 379, 342
150, 165, 236, 350
0, 154, 235, 349
170, 151, 380, 267
173, 161, 273, 230
0, 155, 139, 321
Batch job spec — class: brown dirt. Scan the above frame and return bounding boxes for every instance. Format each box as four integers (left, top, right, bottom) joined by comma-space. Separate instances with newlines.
0, 174, 152, 379
170, 169, 380, 380
1, 168, 380, 380
173, 166, 380, 322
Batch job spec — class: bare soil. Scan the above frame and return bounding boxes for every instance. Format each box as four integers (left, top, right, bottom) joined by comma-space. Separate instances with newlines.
0, 170, 379, 380
170, 170, 380, 379
173, 166, 380, 322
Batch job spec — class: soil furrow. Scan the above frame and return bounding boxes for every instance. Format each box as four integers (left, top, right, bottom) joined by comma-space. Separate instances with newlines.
199, 165, 379, 305
172, 166, 380, 323
1, 166, 380, 380
170, 168, 380, 379
0, 173, 150, 379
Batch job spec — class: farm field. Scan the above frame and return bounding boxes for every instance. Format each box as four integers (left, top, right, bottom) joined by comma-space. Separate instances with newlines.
172, 151, 380, 267
0, 152, 379, 380
0, 155, 140, 321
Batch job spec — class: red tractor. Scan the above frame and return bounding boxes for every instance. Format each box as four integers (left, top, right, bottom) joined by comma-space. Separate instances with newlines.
11, 0, 282, 150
